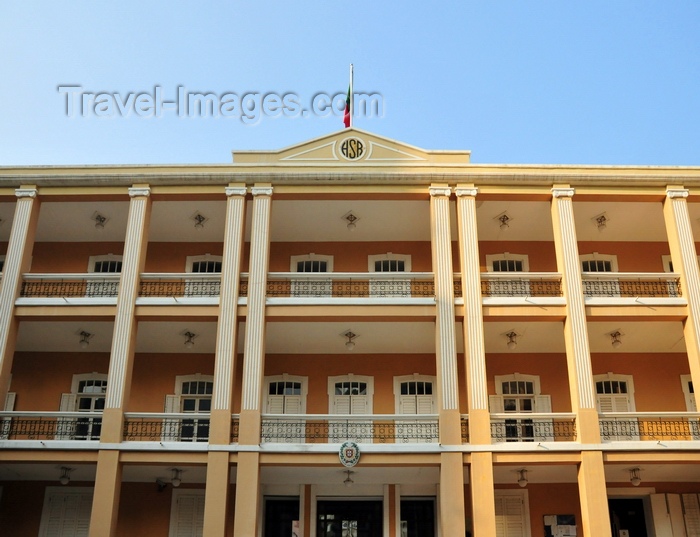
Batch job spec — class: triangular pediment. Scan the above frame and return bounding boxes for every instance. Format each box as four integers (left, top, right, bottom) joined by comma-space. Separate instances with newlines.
232, 128, 470, 165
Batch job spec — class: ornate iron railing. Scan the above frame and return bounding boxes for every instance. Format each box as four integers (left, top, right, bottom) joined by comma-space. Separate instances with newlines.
264, 272, 435, 298
481, 273, 563, 297
261, 414, 439, 443
123, 413, 228, 442
599, 413, 700, 441
490, 413, 576, 442
0, 411, 103, 440
460, 415, 469, 443
582, 273, 681, 298
139, 273, 222, 298
20, 274, 120, 298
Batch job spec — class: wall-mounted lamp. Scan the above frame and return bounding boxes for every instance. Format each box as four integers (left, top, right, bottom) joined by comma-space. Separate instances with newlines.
91, 212, 108, 230
191, 212, 208, 229
59, 466, 73, 486
78, 330, 93, 349
629, 467, 641, 487
343, 470, 354, 488
182, 331, 197, 349
495, 212, 512, 231
517, 468, 528, 488
343, 211, 359, 231
609, 330, 623, 349
343, 330, 358, 351
171, 468, 182, 488
505, 331, 518, 350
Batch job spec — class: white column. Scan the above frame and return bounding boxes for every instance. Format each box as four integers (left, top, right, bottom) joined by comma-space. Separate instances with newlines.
0, 187, 39, 401
239, 185, 272, 444
102, 186, 151, 443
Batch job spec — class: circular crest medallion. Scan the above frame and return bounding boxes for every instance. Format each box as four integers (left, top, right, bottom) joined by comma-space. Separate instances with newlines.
339, 137, 365, 161
339, 441, 360, 467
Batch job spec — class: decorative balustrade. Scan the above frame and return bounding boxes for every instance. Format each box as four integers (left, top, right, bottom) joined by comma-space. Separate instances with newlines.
123, 412, 222, 442
582, 272, 681, 298
599, 413, 700, 441
480, 273, 563, 298
139, 273, 222, 298
490, 413, 576, 442
263, 273, 435, 299
0, 411, 103, 440
460, 415, 469, 443
261, 414, 439, 443
20, 273, 120, 298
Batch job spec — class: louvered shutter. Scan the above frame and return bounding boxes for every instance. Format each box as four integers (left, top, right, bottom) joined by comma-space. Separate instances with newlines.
597, 394, 630, 413
56, 393, 77, 440
489, 395, 505, 413
489, 395, 506, 441
267, 395, 285, 414
1, 392, 15, 439
683, 493, 700, 537
351, 395, 369, 414
163, 395, 181, 441
534, 395, 554, 441
399, 396, 417, 415
495, 494, 526, 537
284, 395, 302, 414
333, 395, 351, 415
75, 494, 92, 536
172, 493, 205, 537
41, 491, 93, 537
416, 395, 433, 414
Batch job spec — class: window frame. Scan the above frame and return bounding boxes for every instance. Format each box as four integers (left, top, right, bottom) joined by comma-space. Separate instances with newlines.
368, 253, 412, 273
580, 252, 619, 273
87, 253, 123, 273
290, 253, 334, 273
485, 252, 530, 272
185, 254, 223, 273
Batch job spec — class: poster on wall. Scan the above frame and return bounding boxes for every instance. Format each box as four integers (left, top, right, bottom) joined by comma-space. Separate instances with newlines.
544, 514, 577, 537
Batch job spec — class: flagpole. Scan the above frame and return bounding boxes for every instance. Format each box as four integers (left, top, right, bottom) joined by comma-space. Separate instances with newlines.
349, 63, 354, 128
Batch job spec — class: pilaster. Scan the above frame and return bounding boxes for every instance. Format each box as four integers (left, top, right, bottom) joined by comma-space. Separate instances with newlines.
101, 185, 151, 444
0, 187, 40, 403
550, 186, 599, 443
439, 452, 467, 537
88, 450, 122, 537
210, 185, 247, 445
232, 452, 261, 537
429, 185, 461, 445
578, 451, 612, 537
239, 185, 273, 445
663, 187, 700, 406
469, 452, 497, 537
202, 451, 232, 537
455, 186, 490, 444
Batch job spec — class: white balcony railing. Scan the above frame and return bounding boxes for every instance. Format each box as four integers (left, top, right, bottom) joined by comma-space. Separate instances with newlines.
19, 273, 121, 299
490, 412, 576, 442
599, 412, 700, 441
0, 411, 104, 440
582, 272, 681, 298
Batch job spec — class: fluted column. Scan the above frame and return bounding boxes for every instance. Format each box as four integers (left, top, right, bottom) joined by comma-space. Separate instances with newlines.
550, 186, 599, 443
663, 187, 700, 406
455, 186, 490, 444
233, 185, 271, 537
0, 187, 40, 404
430, 185, 466, 537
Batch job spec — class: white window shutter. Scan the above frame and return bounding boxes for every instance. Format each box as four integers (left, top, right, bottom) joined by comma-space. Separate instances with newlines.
489, 395, 505, 413
267, 395, 285, 414
4, 392, 15, 411
284, 395, 302, 414
351, 395, 369, 415
416, 395, 434, 415
56, 393, 77, 440
333, 395, 351, 415
399, 395, 417, 415
682, 493, 700, 537
534, 395, 551, 413
534, 395, 554, 442
596, 395, 614, 413
163, 395, 181, 441
0, 392, 15, 439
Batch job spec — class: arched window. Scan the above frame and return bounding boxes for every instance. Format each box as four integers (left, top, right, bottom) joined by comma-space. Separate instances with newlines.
290, 253, 333, 297
393, 374, 437, 443
57, 372, 108, 440
485, 253, 530, 297
368, 253, 412, 296
86, 254, 122, 297
185, 254, 222, 297
328, 374, 374, 443
164, 374, 213, 442
594, 372, 637, 441
489, 374, 552, 442
262, 374, 308, 443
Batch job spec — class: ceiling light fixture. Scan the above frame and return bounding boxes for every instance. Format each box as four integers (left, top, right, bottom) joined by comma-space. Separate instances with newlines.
59, 466, 73, 486
191, 212, 208, 229
92, 212, 108, 230
593, 213, 609, 230
343, 211, 359, 231
343, 470, 354, 488
495, 212, 512, 231
182, 331, 196, 349
610, 330, 623, 349
505, 331, 518, 350
343, 330, 358, 351
171, 468, 182, 488
78, 330, 93, 349
517, 468, 528, 488
629, 467, 641, 487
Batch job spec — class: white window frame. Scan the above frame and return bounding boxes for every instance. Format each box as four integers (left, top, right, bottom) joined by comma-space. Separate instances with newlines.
168, 488, 205, 537
262, 374, 308, 443
580, 252, 619, 272
163, 374, 213, 442
38, 486, 94, 537
662, 255, 674, 273
681, 374, 699, 440
185, 254, 222, 297
86, 253, 122, 297
368, 253, 412, 297
494, 489, 532, 537
290, 253, 333, 297
328, 374, 374, 443
485, 253, 530, 297
490, 374, 552, 442
393, 374, 437, 443
594, 372, 637, 441
57, 373, 107, 440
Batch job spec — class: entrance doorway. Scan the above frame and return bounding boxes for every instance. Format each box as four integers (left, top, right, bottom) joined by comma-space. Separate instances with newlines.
400, 499, 435, 537
609, 498, 648, 537
264, 498, 300, 537
317, 500, 383, 537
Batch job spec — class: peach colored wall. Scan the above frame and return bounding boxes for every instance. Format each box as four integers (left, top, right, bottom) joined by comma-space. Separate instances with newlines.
30, 242, 124, 272
0, 481, 46, 536
117, 482, 174, 536
144, 243, 224, 272
10, 353, 110, 410
591, 353, 690, 411
269, 242, 433, 272
265, 354, 436, 414
520, 483, 582, 537
486, 354, 572, 412
578, 242, 670, 272
479, 242, 558, 272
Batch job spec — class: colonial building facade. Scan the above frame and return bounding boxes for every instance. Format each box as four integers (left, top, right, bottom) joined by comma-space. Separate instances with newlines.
0, 128, 699, 536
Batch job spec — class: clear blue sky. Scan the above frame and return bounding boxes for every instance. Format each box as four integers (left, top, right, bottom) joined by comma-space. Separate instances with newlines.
1, 1, 699, 166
